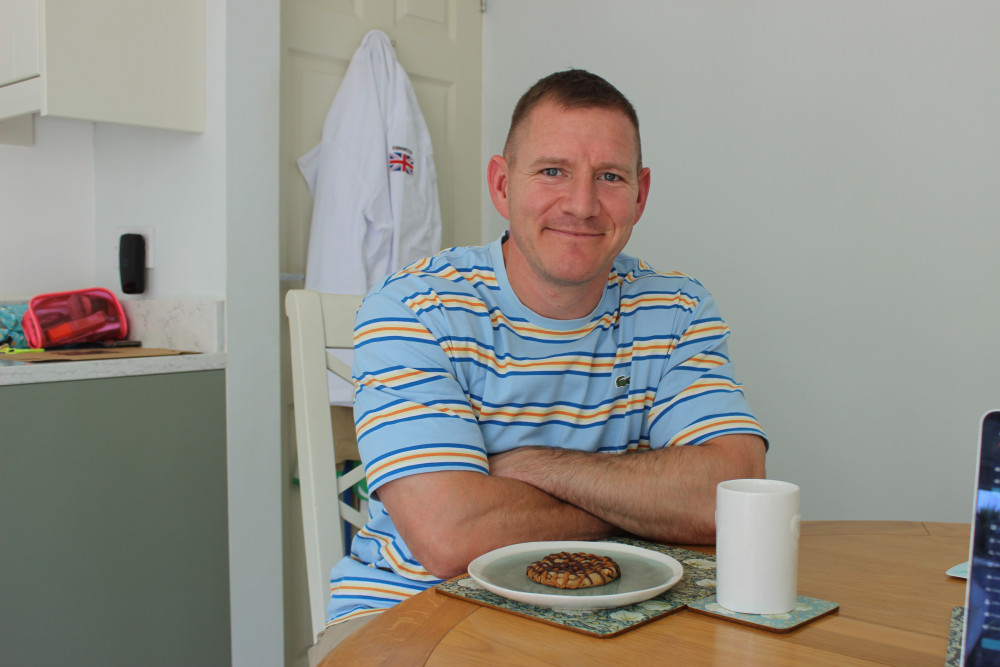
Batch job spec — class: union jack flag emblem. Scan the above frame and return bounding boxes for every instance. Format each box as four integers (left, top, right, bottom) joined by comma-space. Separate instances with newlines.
388, 150, 414, 175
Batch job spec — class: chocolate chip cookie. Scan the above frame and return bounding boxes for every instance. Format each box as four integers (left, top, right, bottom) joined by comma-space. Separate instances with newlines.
526, 551, 621, 589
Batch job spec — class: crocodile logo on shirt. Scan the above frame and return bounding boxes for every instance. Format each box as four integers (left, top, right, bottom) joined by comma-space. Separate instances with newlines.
615, 375, 630, 388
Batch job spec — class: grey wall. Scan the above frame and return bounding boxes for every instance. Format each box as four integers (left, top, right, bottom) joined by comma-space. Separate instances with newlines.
483, 1, 1000, 522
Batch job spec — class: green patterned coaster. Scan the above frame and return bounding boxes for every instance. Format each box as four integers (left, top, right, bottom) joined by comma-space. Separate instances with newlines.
945, 606, 964, 667
435, 539, 719, 638
685, 595, 839, 632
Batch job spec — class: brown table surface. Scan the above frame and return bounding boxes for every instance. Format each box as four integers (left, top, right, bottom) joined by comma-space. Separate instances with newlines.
323, 521, 970, 666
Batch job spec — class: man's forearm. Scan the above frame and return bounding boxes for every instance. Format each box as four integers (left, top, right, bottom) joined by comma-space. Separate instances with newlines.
376, 470, 618, 579
488, 434, 766, 544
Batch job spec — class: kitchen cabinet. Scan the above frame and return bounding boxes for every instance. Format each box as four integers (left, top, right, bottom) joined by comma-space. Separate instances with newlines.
0, 0, 39, 87
0, 0, 204, 134
0, 370, 230, 667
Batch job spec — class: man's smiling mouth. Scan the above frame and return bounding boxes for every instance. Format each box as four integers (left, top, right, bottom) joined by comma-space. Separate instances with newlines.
546, 227, 607, 238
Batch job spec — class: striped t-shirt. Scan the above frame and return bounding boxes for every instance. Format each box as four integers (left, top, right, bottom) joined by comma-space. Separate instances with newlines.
326, 236, 765, 625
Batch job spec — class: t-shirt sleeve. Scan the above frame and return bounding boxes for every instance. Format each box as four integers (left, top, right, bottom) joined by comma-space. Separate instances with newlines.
646, 284, 767, 448
353, 290, 490, 495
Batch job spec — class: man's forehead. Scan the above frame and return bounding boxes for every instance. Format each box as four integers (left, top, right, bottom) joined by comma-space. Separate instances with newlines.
522, 99, 632, 131
515, 102, 641, 167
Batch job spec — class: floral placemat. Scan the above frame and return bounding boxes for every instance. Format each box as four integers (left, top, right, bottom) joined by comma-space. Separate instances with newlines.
685, 595, 839, 633
945, 606, 964, 667
434, 538, 719, 638
607, 537, 720, 605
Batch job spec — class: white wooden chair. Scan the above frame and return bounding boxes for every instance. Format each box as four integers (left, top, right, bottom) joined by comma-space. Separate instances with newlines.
285, 289, 366, 646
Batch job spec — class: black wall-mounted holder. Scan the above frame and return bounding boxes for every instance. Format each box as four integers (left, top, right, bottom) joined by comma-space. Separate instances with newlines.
119, 233, 146, 294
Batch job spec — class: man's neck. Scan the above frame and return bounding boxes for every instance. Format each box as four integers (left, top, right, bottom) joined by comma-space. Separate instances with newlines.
501, 240, 606, 320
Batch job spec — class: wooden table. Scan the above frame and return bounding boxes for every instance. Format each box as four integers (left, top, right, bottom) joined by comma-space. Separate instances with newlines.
323, 521, 970, 666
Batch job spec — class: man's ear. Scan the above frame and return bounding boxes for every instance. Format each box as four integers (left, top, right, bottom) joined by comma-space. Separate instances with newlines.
633, 166, 651, 223
487, 154, 511, 220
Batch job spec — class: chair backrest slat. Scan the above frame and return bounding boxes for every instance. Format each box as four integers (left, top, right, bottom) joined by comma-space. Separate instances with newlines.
285, 289, 365, 645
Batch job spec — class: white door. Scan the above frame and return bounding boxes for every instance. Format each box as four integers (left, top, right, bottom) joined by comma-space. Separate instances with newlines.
279, 2, 482, 664
281, 0, 483, 272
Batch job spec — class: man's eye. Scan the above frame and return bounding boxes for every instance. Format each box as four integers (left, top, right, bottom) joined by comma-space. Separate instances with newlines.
541, 168, 560, 177
600, 173, 621, 182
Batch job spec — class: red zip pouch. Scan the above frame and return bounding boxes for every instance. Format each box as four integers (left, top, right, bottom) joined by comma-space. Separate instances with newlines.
22, 287, 128, 348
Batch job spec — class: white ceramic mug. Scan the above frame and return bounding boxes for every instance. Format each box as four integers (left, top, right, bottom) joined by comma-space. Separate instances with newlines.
715, 479, 800, 615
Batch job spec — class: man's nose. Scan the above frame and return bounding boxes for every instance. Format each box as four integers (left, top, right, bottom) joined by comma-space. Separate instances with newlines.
562, 177, 600, 220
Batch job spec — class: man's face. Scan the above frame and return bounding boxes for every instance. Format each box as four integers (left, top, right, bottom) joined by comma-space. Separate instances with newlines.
488, 99, 651, 296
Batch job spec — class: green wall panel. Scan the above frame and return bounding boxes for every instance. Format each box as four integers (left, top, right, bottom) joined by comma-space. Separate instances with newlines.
0, 371, 230, 667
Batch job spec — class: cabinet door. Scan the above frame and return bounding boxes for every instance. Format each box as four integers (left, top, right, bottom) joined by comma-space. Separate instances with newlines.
0, 0, 204, 131
0, 371, 230, 667
42, 0, 205, 131
0, 0, 40, 87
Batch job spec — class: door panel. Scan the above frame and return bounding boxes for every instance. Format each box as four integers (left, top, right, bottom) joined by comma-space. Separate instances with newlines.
279, 2, 482, 664
281, 0, 482, 276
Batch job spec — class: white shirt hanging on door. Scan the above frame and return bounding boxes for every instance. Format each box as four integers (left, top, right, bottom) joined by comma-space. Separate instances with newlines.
298, 29, 442, 405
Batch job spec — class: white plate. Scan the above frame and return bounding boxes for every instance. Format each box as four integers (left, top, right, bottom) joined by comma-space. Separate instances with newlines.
467, 541, 683, 610
947, 561, 969, 579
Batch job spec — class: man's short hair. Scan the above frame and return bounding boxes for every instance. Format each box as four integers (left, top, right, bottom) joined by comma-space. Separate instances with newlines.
503, 69, 642, 168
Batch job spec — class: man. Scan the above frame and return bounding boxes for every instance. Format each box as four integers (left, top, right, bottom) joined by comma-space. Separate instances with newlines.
318, 68, 766, 652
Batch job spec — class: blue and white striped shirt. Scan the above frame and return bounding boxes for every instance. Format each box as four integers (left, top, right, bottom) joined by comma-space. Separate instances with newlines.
326, 236, 765, 625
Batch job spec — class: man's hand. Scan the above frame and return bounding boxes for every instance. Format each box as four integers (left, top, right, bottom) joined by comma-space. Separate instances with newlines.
488, 434, 766, 545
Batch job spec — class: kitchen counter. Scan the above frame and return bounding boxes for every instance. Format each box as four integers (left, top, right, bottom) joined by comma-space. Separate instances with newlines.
1, 295, 233, 665
0, 297, 226, 385
0, 352, 226, 385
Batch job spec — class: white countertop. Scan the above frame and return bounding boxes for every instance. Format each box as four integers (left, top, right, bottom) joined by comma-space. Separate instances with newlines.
0, 352, 227, 385
0, 297, 227, 386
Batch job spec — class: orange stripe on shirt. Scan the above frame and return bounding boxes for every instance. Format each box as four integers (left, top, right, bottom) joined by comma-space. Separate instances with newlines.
357, 324, 432, 338
480, 394, 650, 423
356, 399, 475, 434
671, 417, 761, 444
332, 583, 418, 598
366, 449, 487, 479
